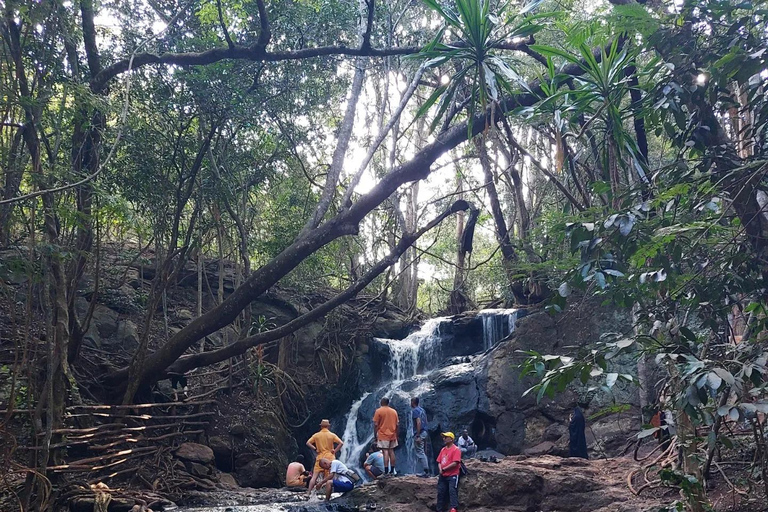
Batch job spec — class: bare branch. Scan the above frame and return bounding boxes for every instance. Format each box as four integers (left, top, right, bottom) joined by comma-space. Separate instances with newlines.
341, 63, 426, 208
255, 0, 271, 48
217, 0, 235, 50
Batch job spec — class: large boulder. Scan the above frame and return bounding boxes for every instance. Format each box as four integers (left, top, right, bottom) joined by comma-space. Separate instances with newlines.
237, 458, 282, 489
205, 394, 297, 488
306, 455, 664, 512
175, 442, 215, 464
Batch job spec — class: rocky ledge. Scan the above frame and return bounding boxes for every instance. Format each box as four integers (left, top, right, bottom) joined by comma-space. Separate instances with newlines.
292, 455, 666, 512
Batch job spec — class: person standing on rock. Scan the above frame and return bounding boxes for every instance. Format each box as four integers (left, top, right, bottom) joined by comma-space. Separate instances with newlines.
457, 429, 477, 459
436, 432, 462, 512
373, 397, 399, 475
306, 419, 344, 494
286, 454, 309, 488
317, 458, 355, 501
411, 397, 430, 476
568, 404, 589, 459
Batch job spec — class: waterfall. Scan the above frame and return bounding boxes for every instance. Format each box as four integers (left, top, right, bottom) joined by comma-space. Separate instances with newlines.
337, 309, 519, 476
478, 308, 519, 350
376, 317, 445, 380
339, 392, 372, 474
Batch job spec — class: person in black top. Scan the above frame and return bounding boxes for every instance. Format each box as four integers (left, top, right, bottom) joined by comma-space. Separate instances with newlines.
568, 404, 589, 459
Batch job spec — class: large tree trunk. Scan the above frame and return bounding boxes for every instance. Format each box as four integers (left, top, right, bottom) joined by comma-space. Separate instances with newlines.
474, 137, 529, 304
449, 168, 471, 314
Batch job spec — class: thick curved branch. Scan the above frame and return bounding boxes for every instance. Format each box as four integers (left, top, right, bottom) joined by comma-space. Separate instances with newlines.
167, 199, 474, 374
90, 39, 532, 93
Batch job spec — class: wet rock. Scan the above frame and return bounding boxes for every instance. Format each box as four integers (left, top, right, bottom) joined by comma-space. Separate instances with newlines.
216, 471, 240, 489
175, 442, 215, 464
321, 456, 664, 512
524, 441, 555, 456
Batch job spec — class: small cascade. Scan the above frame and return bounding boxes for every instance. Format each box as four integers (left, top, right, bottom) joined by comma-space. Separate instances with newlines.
339, 392, 372, 473
376, 317, 446, 380
478, 308, 519, 350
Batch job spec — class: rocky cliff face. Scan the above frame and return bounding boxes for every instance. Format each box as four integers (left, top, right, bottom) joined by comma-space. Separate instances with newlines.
409, 301, 638, 459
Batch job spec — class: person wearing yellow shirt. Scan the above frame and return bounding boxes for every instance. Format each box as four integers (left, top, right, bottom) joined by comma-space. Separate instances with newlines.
306, 419, 343, 495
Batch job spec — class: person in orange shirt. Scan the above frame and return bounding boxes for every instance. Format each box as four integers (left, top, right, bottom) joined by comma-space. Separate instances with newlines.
306, 419, 343, 495
372, 397, 399, 475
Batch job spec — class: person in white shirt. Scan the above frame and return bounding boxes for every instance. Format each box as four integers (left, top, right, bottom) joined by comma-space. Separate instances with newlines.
457, 429, 477, 458
317, 458, 355, 501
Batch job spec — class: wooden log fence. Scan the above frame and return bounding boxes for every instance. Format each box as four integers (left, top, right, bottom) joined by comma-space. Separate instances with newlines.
5, 357, 254, 479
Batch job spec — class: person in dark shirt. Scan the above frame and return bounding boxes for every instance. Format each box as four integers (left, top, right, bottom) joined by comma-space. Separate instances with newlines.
568, 404, 589, 459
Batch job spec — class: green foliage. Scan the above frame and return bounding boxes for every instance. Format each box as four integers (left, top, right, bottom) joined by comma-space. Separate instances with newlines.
417, 0, 551, 134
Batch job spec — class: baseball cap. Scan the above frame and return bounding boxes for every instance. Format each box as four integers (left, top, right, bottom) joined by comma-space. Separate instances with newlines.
441, 432, 455, 440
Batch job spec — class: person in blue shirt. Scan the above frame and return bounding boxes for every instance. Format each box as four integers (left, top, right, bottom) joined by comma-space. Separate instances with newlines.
364, 443, 385, 479
411, 397, 430, 476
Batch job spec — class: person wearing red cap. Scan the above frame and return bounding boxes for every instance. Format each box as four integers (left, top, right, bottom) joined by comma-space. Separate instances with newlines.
436, 431, 461, 512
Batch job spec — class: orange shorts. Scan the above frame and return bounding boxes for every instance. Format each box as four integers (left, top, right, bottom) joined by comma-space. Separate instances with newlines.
314, 452, 335, 473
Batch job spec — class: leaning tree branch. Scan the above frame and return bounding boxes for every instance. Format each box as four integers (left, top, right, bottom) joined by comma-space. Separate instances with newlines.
114, 42, 613, 397
166, 200, 475, 374
301, 0, 372, 234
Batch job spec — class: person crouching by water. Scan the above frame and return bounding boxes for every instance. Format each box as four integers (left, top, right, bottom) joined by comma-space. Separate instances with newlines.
317, 458, 355, 501
568, 403, 589, 459
437, 432, 462, 512
286, 454, 309, 488
364, 443, 385, 479
306, 419, 344, 495
457, 429, 477, 459
373, 397, 399, 475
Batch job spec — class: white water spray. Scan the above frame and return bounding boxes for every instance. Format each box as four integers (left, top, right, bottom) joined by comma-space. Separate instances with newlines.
478, 308, 519, 350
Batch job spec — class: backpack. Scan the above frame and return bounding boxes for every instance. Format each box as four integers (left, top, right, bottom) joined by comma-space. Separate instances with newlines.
459, 461, 469, 477
345, 468, 362, 484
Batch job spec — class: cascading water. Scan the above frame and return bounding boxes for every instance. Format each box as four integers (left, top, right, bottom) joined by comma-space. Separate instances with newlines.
339, 392, 372, 472
478, 308, 519, 350
338, 318, 449, 476
338, 309, 519, 477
